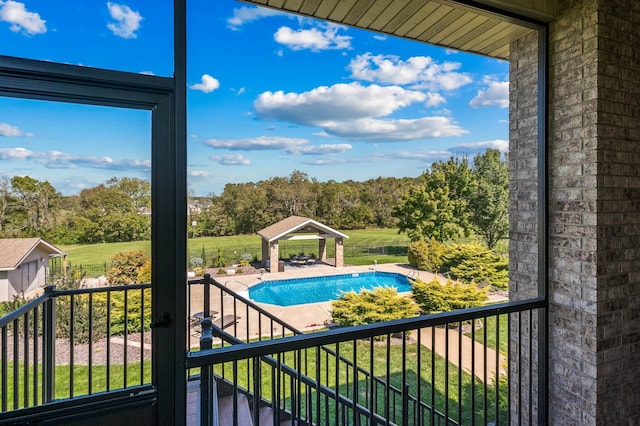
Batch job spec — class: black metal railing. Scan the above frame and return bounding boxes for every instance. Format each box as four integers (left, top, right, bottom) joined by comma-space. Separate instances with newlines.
0, 283, 152, 414
187, 274, 544, 425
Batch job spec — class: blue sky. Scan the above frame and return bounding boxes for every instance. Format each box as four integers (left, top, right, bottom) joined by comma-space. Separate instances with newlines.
0, 0, 508, 196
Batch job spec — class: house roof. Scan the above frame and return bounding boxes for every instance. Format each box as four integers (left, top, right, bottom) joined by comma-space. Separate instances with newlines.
0, 238, 65, 271
242, 0, 555, 60
257, 216, 349, 242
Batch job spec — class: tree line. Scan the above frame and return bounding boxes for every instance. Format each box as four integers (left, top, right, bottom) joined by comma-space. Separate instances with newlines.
0, 149, 507, 249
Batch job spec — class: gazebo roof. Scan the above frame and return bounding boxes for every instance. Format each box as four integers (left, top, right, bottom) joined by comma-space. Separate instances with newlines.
257, 216, 349, 243
0, 238, 65, 271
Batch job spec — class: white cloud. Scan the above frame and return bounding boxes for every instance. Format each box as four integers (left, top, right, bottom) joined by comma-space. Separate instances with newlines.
469, 80, 509, 108
274, 24, 351, 51
227, 6, 285, 30
190, 74, 220, 93
0, 146, 150, 171
382, 150, 453, 161
107, 2, 142, 39
373, 35, 387, 41
347, 53, 472, 91
0, 1, 46, 35
211, 154, 251, 166
449, 139, 509, 154
189, 170, 210, 177
289, 143, 352, 155
255, 82, 425, 124
0, 122, 33, 137
254, 82, 467, 141
424, 92, 446, 107
0, 146, 32, 159
205, 136, 308, 151
204, 136, 352, 155
320, 116, 467, 142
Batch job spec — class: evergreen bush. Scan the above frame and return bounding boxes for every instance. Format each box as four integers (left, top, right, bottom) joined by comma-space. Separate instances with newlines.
407, 238, 445, 272
411, 277, 488, 314
331, 286, 419, 327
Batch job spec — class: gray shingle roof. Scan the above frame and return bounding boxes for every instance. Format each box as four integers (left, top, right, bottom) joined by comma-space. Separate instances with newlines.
0, 238, 64, 270
257, 216, 348, 242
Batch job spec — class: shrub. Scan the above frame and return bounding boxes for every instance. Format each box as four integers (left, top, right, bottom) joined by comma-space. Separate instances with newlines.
53, 274, 151, 342
331, 287, 419, 327
213, 248, 227, 268
0, 295, 28, 316
411, 277, 488, 314
442, 242, 508, 289
407, 238, 446, 272
106, 250, 149, 285
137, 259, 152, 283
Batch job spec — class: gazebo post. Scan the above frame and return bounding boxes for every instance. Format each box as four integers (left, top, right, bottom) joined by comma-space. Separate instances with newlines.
270, 241, 279, 272
335, 237, 344, 267
318, 239, 327, 262
261, 238, 269, 268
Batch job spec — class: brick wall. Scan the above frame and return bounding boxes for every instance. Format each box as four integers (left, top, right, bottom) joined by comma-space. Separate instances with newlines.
510, 0, 640, 423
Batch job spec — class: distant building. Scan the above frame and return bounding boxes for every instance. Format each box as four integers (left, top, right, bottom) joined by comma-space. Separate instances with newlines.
0, 238, 65, 302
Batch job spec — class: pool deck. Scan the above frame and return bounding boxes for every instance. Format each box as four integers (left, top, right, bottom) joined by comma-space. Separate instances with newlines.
189, 262, 507, 348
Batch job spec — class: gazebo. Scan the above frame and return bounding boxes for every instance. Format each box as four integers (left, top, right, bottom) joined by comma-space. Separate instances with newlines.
257, 216, 349, 273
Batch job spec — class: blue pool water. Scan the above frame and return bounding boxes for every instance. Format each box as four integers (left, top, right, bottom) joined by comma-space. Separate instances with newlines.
249, 271, 412, 306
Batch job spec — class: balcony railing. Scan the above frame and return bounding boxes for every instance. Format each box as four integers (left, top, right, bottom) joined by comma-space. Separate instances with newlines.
0, 283, 153, 416
187, 274, 545, 425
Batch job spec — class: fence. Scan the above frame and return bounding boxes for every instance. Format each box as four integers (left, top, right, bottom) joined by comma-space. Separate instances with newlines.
188, 241, 410, 268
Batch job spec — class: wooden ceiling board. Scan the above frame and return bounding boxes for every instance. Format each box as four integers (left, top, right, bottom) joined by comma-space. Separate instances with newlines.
402, 4, 451, 39
458, 20, 511, 52
380, 0, 433, 34
298, 0, 324, 17
310, 0, 341, 20
342, 0, 379, 26
416, 7, 468, 42
327, 0, 360, 22
283, 0, 304, 13
368, 0, 413, 31
393, 1, 440, 37
351, 0, 395, 28
426, 10, 477, 45
436, 14, 489, 46
266, 0, 286, 9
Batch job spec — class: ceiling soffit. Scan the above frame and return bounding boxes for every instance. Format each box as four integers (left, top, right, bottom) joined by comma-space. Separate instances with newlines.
240, 0, 553, 60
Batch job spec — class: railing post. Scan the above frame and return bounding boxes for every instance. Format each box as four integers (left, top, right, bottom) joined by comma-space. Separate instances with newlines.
203, 273, 211, 318
200, 316, 213, 426
402, 383, 409, 426
43, 285, 56, 403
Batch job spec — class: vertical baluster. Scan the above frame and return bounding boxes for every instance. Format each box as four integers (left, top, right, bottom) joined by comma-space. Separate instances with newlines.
106, 290, 111, 392
199, 317, 213, 426
33, 305, 39, 406
88, 293, 93, 394
484, 316, 488, 424
123, 290, 128, 388
44, 286, 55, 403
140, 288, 145, 385
495, 314, 501, 425
2, 325, 7, 411
430, 327, 435, 426
12, 318, 18, 409
458, 320, 462, 425
69, 295, 74, 398
23, 312, 29, 408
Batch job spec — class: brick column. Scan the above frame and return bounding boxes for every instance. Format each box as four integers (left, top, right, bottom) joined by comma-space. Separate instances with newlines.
261, 239, 269, 267
318, 239, 327, 261
334, 238, 344, 267
510, 0, 640, 423
269, 241, 279, 273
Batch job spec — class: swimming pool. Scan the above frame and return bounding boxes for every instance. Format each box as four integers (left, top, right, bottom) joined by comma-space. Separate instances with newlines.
249, 271, 412, 306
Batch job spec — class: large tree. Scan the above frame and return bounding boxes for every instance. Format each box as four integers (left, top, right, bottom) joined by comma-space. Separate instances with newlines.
10, 175, 60, 236
468, 149, 509, 249
393, 157, 473, 242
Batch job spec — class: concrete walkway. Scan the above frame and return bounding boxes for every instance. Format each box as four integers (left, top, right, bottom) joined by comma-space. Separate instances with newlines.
415, 326, 506, 382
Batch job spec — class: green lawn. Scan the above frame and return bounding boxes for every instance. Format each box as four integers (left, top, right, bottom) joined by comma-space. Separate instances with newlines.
3, 341, 506, 424
58, 228, 411, 266
466, 314, 509, 355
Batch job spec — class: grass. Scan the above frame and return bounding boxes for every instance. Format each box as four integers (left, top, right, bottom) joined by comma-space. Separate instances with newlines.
211, 339, 507, 425
466, 314, 509, 355
1, 360, 151, 410
58, 228, 411, 266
